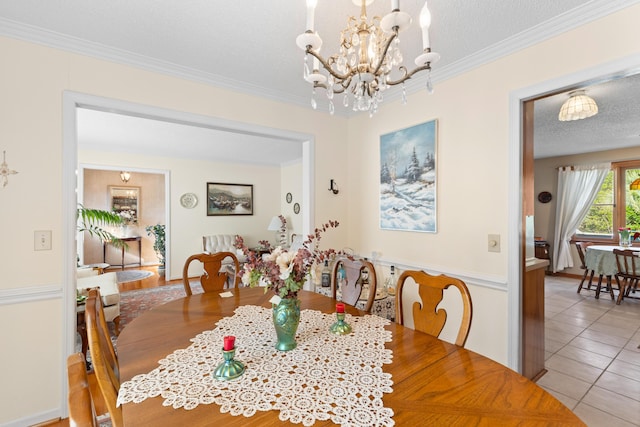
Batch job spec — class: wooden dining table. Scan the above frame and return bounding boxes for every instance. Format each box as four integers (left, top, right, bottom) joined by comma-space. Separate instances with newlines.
117, 287, 585, 426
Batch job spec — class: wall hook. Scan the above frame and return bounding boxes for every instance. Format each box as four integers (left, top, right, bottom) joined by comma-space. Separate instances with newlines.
329, 179, 339, 195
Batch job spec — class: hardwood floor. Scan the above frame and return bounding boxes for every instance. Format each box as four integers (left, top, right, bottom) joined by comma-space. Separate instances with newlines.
40, 265, 181, 427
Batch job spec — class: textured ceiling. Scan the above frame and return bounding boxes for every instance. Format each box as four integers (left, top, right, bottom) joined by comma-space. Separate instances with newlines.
0, 0, 638, 163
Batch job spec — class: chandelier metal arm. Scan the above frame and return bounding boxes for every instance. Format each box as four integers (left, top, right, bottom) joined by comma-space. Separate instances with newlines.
385, 63, 431, 86
305, 48, 351, 82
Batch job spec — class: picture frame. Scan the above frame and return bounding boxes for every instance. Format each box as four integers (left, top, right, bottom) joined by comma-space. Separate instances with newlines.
109, 186, 140, 224
379, 119, 437, 232
206, 182, 253, 216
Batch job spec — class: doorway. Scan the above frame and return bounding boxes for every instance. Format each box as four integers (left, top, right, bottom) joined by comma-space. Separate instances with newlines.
511, 53, 640, 372
62, 91, 316, 358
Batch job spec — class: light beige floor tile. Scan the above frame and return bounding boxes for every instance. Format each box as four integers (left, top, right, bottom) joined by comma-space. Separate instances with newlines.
546, 337, 568, 353
551, 313, 595, 328
587, 322, 636, 339
557, 345, 613, 370
579, 328, 630, 347
536, 369, 592, 400
594, 371, 640, 401
624, 339, 640, 352
547, 319, 587, 336
538, 387, 578, 410
545, 350, 555, 361
563, 308, 607, 322
581, 386, 640, 425
568, 336, 622, 358
547, 327, 579, 345
618, 349, 640, 366
573, 403, 638, 427
597, 313, 640, 329
607, 359, 640, 382
545, 353, 603, 383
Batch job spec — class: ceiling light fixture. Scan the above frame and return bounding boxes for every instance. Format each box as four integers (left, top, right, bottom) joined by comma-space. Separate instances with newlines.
558, 90, 598, 121
120, 171, 131, 183
297, 0, 440, 117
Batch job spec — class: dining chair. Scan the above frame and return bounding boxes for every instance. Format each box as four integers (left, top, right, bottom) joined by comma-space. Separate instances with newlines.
575, 241, 600, 294
613, 249, 640, 304
331, 257, 377, 312
183, 252, 240, 296
86, 289, 123, 427
395, 270, 473, 347
67, 352, 99, 427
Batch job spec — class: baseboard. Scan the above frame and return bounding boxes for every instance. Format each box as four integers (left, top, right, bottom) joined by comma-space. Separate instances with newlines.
1, 408, 61, 427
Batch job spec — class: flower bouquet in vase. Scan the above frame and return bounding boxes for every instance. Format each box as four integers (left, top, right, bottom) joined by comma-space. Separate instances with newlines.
235, 217, 342, 351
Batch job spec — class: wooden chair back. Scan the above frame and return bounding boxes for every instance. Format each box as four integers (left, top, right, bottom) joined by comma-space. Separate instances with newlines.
396, 270, 473, 347
183, 252, 240, 296
331, 257, 377, 312
613, 248, 640, 303
86, 289, 123, 427
575, 241, 595, 269
67, 352, 99, 427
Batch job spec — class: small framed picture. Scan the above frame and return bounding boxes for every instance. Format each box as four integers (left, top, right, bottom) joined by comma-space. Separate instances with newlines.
293, 202, 300, 214
206, 183, 253, 216
286, 192, 293, 203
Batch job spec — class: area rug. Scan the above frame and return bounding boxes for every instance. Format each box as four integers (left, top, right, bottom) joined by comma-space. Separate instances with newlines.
115, 269, 153, 284
117, 282, 203, 331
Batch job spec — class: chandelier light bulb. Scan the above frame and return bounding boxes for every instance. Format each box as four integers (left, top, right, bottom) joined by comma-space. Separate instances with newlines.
419, 3, 432, 49
306, 0, 317, 31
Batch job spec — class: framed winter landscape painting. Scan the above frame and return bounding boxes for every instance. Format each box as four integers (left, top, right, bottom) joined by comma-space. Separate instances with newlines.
379, 119, 437, 232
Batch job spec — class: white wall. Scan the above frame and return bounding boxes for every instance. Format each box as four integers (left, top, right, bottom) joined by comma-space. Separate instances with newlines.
1, 3, 640, 425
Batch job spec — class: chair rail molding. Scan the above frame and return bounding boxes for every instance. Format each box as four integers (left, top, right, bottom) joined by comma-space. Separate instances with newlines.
0, 284, 62, 306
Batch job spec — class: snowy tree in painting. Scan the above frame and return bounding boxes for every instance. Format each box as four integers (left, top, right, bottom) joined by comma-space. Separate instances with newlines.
379, 120, 437, 232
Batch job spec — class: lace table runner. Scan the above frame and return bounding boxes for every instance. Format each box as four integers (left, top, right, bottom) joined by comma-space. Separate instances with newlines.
117, 305, 395, 426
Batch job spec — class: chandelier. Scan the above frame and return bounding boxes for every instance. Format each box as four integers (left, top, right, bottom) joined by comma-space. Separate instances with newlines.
296, 0, 439, 116
558, 90, 598, 121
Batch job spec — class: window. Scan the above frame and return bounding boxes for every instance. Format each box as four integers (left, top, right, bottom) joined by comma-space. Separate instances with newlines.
576, 160, 640, 241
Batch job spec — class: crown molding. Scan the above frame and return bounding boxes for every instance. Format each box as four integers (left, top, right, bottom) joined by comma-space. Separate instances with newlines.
0, 0, 637, 118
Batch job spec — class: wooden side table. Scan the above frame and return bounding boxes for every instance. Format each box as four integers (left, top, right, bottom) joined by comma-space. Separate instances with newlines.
104, 236, 142, 270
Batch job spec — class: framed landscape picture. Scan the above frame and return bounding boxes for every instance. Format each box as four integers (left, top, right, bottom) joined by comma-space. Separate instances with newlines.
206, 182, 253, 216
379, 119, 437, 232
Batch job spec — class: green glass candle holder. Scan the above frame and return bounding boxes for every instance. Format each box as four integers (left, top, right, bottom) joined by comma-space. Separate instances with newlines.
329, 312, 352, 335
214, 347, 245, 381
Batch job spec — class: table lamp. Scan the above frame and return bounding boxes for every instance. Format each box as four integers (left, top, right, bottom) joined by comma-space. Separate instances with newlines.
268, 215, 288, 247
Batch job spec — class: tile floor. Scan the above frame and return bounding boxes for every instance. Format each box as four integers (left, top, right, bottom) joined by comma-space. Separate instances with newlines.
538, 275, 640, 426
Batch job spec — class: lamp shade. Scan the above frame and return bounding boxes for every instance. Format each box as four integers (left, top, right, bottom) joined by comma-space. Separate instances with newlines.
558, 90, 598, 121
268, 216, 282, 231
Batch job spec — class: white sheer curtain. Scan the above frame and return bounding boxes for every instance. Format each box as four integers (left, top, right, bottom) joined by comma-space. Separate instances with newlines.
552, 163, 610, 273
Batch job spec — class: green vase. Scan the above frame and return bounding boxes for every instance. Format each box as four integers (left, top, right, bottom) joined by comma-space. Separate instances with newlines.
272, 298, 300, 351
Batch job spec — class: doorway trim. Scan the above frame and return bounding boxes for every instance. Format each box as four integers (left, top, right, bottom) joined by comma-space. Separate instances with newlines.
507, 52, 640, 371
61, 91, 315, 413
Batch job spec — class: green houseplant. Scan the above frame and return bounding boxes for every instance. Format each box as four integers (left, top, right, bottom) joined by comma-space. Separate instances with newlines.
77, 205, 123, 243
145, 224, 166, 272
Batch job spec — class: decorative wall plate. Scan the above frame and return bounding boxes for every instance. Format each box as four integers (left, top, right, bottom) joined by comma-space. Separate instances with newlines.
537, 191, 552, 203
293, 202, 300, 214
286, 192, 293, 203
180, 193, 198, 209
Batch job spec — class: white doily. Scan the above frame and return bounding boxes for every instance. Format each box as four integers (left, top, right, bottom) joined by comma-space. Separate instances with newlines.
118, 305, 395, 426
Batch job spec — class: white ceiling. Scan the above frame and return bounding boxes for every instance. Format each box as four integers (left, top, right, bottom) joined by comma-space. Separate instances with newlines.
1, 0, 638, 163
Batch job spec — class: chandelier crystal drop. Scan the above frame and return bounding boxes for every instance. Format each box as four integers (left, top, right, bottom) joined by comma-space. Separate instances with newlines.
296, 0, 440, 116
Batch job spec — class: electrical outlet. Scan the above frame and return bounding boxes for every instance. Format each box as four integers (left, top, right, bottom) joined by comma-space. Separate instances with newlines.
488, 234, 500, 253
34, 230, 52, 251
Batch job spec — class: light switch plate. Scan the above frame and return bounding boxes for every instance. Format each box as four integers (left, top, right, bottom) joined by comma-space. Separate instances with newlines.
34, 230, 52, 251
488, 234, 500, 253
